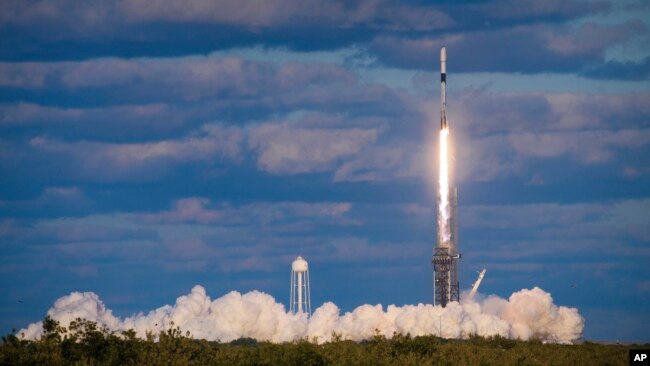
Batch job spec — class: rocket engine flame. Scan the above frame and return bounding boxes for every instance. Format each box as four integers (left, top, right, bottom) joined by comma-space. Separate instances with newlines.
438, 126, 451, 247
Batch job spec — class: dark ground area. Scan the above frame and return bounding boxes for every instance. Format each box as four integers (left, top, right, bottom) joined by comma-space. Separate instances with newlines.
1, 316, 647, 365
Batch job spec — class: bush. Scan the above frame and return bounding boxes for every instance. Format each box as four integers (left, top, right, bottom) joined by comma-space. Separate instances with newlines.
0, 317, 636, 366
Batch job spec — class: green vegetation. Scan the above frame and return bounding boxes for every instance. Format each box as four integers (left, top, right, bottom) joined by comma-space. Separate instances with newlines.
0, 316, 639, 365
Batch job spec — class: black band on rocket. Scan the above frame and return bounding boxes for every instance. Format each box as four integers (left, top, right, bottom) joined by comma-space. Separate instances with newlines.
441, 74, 446, 83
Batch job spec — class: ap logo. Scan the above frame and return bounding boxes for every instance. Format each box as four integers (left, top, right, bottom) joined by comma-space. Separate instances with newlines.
630, 350, 649, 365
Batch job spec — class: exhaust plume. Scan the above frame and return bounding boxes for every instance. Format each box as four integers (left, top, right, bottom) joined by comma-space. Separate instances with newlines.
19, 285, 584, 343
438, 127, 451, 246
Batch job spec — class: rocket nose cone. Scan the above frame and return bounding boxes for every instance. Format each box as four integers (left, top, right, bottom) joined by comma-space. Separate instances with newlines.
440, 47, 446, 62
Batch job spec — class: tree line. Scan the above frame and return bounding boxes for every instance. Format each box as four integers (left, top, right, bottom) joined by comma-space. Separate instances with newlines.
0, 316, 639, 365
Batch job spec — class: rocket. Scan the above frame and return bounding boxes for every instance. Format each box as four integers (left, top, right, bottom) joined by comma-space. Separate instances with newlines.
440, 46, 447, 130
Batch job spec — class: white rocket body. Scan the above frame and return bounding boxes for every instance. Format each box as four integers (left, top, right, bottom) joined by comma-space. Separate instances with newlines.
440, 47, 447, 129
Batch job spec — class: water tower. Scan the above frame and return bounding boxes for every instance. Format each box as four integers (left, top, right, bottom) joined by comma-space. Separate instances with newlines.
290, 256, 311, 316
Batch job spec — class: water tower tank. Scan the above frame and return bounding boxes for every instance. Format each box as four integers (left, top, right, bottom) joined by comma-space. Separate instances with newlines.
292, 256, 308, 272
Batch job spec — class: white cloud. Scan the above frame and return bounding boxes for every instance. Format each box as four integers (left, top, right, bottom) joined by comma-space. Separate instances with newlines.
137, 197, 352, 226
139, 198, 224, 225
248, 122, 378, 175
117, 0, 453, 30
27, 123, 242, 181
334, 145, 425, 182
509, 129, 650, 163
19, 285, 584, 343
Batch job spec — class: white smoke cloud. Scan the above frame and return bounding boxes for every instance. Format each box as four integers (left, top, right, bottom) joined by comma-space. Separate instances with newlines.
19, 285, 583, 343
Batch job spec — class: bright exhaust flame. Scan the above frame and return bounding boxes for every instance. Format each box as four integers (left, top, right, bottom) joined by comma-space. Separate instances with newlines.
438, 126, 450, 247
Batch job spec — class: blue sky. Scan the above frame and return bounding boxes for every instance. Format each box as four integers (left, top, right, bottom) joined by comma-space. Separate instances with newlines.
0, 0, 649, 342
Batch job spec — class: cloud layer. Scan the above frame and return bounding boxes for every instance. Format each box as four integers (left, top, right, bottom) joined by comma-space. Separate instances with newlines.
20, 285, 584, 343
2, 0, 646, 79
